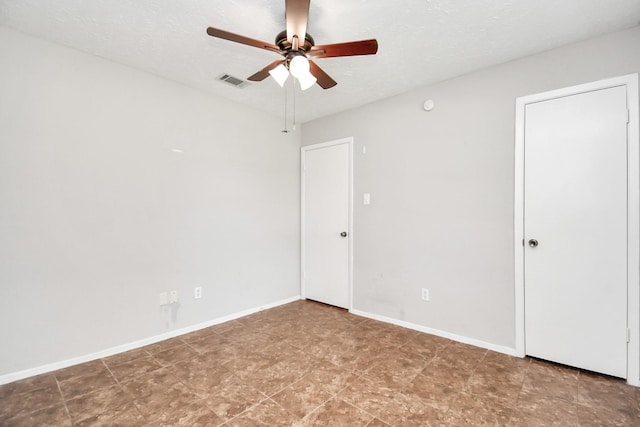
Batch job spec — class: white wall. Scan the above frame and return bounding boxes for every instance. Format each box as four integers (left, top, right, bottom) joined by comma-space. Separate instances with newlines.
302, 26, 640, 350
0, 26, 301, 377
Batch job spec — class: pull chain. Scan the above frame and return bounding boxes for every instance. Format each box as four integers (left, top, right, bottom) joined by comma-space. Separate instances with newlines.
281, 77, 299, 133
281, 78, 289, 133
292, 78, 297, 131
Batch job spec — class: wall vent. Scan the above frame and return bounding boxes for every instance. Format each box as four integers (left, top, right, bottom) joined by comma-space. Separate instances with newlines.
217, 73, 249, 88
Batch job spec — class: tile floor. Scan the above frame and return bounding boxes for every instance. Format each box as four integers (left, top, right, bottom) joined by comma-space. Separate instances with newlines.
1, 300, 639, 426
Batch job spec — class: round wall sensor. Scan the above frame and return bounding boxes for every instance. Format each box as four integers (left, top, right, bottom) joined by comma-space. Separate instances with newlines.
423, 99, 435, 111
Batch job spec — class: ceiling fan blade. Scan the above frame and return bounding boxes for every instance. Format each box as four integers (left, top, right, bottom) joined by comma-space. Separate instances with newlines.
207, 27, 281, 54
309, 60, 337, 89
285, 0, 310, 49
247, 60, 285, 81
309, 39, 378, 59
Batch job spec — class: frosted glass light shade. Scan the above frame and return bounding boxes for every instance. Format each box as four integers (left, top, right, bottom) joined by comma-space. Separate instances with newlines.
269, 64, 289, 87
289, 55, 310, 78
297, 72, 317, 91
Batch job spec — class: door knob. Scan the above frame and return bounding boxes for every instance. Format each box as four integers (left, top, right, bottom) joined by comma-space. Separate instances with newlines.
340, 231, 348, 238
529, 239, 538, 248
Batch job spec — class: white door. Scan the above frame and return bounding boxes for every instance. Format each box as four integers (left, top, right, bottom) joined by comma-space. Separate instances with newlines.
524, 86, 628, 378
302, 139, 351, 309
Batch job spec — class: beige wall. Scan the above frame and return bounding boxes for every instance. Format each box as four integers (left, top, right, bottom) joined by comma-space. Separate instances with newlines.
302, 26, 640, 350
0, 26, 301, 377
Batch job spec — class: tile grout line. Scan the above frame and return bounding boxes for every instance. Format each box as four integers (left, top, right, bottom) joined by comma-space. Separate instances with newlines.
342, 389, 392, 425
54, 377, 73, 426
100, 358, 148, 422
100, 358, 124, 390
440, 348, 490, 423
505, 356, 532, 425
215, 391, 273, 426
295, 392, 341, 423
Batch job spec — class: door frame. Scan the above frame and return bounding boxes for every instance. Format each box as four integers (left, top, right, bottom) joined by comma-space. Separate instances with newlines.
301, 137, 354, 310
514, 74, 640, 386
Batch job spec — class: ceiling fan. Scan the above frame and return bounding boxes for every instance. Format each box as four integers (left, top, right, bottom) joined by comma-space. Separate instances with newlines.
206, 0, 378, 90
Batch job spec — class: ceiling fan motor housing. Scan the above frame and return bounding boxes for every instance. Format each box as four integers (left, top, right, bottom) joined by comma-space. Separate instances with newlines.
275, 30, 315, 53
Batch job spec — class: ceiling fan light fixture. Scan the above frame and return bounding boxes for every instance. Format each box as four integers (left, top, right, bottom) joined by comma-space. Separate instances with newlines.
269, 63, 289, 87
297, 72, 317, 91
289, 55, 310, 79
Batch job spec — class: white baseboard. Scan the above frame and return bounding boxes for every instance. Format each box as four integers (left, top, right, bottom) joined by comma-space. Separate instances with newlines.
349, 309, 519, 357
0, 295, 302, 385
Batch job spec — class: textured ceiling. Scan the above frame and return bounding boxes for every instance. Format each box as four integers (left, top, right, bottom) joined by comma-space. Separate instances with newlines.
1, 0, 639, 123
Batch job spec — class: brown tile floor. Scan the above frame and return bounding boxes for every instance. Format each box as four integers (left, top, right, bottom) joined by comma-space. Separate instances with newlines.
1, 300, 639, 426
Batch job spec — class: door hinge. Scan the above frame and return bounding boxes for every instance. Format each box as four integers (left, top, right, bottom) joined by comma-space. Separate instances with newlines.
627, 328, 631, 343
627, 109, 630, 124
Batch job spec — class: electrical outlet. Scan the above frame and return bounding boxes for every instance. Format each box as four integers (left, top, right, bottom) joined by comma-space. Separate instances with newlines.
169, 290, 179, 304
421, 288, 430, 301
159, 292, 168, 306
194, 286, 202, 299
